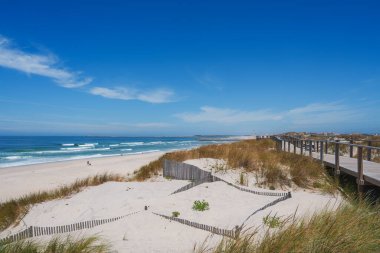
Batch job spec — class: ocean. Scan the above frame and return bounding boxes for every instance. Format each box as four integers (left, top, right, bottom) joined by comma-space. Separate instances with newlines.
0, 136, 228, 168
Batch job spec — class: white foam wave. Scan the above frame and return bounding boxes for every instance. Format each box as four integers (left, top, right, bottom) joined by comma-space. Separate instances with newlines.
4, 155, 32, 160
126, 149, 160, 155
121, 142, 144, 146
78, 143, 97, 147
62, 143, 75, 146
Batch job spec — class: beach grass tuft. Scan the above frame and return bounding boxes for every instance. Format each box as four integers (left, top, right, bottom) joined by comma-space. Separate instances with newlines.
0, 235, 109, 253
196, 200, 380, 253
133, 139, 336, 192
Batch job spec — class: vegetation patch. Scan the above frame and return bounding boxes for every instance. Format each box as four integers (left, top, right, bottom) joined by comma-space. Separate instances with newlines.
132, 139, 336, 193
196, 200, 380, 253
262, 214, 282, 228
0, 235, 109, 253
192, 200, 209, 211
172, 211, 180, 217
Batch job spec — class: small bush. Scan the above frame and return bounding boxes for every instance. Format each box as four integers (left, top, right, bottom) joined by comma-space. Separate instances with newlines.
263, 214, 282, 228
192, 200, 209, 211
172, 211, 180, 217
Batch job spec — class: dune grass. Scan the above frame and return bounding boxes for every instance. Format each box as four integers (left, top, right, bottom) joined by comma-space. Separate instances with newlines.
0, 235, 109, 253
197, 200, 380, 253
133, 139, 336, 192
0, 173, 126, 232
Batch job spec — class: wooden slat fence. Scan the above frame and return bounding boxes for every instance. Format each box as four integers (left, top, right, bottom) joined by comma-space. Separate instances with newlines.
0, 211, 139, 244
163, 159, 212, 180
241, 192, 292, 225
213, 176, 290, 197
171, 175, 213, 194
153, 212, 236, 238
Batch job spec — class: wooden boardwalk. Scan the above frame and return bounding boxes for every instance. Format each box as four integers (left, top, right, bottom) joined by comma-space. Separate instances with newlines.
272, 136, 380, 191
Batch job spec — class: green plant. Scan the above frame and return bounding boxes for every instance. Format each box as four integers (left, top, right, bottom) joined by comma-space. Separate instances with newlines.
262, 214, 282, 228
172, 211, 180, 217
239, 172, 245, 185
192, 200, 209, 211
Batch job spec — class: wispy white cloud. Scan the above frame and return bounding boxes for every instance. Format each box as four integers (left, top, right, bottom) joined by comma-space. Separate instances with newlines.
90, 86, 174, 103
176, 102, 361, 125
176, 106, 282, 123
0, 35, 92, 88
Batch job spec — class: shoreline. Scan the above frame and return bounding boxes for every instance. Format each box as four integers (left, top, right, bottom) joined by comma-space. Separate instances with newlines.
0, 149, 165, 169
0, 151, 165, 202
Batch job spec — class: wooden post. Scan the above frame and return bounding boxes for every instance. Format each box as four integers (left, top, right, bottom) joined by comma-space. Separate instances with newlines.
300, 140, 304, 155
325, 141, 328, 154
357, 146, 364, 198
316, 141, 319, 152
287, 139, 290, 152
349, 139, 354, 158
309, 140, 312, 157
293, 140, 296, 154
320, 141, 324, 164
335, 142, 340, 175
367, 141, 372, 161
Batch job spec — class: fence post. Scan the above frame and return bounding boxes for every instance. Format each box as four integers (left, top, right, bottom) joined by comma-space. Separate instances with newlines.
325, 141, 328, 154
335, 141, 340, 175
316, 141, 319, 152
357, 146, 364, 198
300, 140, 304, 155
320, 141, 324, 164
28, 226, 34, 238
287, 139, 290, 152
367, 141, 372, 161
309, 140, 312, 157
293, 139, 296, 154
350, 139, 354, 158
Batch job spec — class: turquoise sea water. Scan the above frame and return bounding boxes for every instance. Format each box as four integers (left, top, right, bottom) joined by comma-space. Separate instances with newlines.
0, 136, 228, 168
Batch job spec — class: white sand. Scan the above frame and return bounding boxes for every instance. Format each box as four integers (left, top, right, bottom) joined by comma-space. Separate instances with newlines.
0, 157, 342, 252
0, 152, 164, 202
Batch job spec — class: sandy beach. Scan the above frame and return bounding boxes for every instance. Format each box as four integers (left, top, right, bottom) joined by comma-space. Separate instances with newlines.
0, 151, 164, 202
0, 156, 341, 252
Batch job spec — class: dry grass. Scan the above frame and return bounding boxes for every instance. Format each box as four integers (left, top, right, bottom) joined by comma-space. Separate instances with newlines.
0, 173, 126, 232
133, 139, 335, 192
197, 200, 380, 253
0, 235, 109, 253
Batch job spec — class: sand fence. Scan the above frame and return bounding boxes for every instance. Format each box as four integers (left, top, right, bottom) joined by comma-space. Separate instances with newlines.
0, 211, 139, 244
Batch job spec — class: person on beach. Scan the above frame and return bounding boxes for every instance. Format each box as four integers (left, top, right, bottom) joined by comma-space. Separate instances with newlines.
87, 161, 91, 166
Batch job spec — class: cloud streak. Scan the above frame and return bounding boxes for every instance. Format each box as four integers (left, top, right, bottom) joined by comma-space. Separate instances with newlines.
90, 86, 174, 103
176, 106, 282, 123
176, 102, 361, 125
0, 35, 92, 88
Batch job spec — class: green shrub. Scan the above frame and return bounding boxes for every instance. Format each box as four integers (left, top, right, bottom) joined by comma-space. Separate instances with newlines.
172, 211, 180, 217
192, 200, 209, 211
262, 214, 282, 228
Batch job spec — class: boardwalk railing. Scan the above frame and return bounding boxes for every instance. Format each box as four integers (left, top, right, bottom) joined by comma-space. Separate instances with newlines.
273, 135, 380, 195
0, 211, 139, 244
153, 212, 236, 238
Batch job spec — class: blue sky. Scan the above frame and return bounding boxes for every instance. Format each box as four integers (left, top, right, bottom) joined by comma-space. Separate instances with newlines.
0, 0, 379, 136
